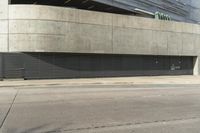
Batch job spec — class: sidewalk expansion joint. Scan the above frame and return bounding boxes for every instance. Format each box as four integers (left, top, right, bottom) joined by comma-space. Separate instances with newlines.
0, 89, 19, 129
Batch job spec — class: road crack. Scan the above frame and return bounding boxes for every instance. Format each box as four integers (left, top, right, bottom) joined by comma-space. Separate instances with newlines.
0, 89, 19, 130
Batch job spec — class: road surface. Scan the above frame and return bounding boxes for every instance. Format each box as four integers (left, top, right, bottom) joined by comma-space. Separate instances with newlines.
0, 82, 200, 132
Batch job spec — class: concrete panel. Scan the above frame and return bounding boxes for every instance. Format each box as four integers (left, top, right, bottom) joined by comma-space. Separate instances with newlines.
0, 0, 8, 19
160, 21, 182, 33
193, 34, 200, 55
173, 22, 183, 33
9, 5, 79, 22
0, 20, 8, 34
112, 15, 184, 33
65, 23, 113, 54
167, 32, 183, 55
182, 23, 194, 34
9, 22, 112, 53
113, 27, 153, 55
182, 33, 195, 55
9, 5, 113, 26
9, 20, 67, 35
152, 31, 168, 55
0, 34, 8, 52
0, 53, 2, 79
78, 10, 112, 26
9, 34, 65, 52
160, 21, 171, 32
0, 0, 8, 52
113, 27, 178, 56
113, 27, 140, 54
112, 14, 133, 28
198, 57, 200, 76
113, 14, 157, 30
193, 24, 200, 34
193, 57, 199, 75
137, 30, 152, 54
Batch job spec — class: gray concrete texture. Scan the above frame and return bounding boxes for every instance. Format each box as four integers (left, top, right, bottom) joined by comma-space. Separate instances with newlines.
1, 80, 200, 133
0, 0, 8, 52
0, 0, 8, 19
1, 3, 200, 74
6, 5, 200, 56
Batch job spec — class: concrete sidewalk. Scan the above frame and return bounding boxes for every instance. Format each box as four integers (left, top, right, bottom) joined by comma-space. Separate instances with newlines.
0, 76, 200, 88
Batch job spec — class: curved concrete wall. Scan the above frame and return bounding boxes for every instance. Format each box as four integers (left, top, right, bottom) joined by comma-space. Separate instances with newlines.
0, 0, 8, 52
8, 5, 200, 57
0, 4, 199, 76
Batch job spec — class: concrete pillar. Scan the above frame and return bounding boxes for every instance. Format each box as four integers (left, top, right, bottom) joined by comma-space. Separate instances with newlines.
198, 57, 200, 76
0, 0, 9, 52
0, 54, 3, 80
193, 56, 199, 76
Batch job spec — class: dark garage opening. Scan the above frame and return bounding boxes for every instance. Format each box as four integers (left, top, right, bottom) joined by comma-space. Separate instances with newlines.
0, 53, 194, 80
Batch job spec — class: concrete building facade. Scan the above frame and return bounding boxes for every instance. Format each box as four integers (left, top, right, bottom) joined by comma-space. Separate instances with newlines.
0, 0, 200, 79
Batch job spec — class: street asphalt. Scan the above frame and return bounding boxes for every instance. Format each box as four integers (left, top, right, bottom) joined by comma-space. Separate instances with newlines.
0, 79, 200, 133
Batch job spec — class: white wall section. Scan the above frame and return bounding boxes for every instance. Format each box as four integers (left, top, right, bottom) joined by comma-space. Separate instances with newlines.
0, 0, 8, 52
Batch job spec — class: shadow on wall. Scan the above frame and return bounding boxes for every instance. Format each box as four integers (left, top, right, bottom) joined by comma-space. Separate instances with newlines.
0, 53, 194, 79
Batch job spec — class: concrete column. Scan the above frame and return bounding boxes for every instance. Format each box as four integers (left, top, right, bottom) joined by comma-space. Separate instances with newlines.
198, 57, 200, 76
0, 0, 8, 52
0, 54, 3, 80
193, 56, 199, 75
